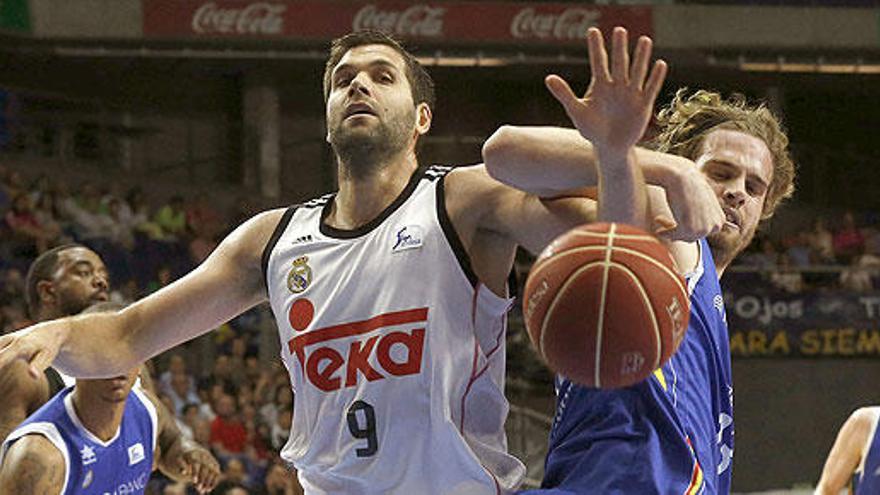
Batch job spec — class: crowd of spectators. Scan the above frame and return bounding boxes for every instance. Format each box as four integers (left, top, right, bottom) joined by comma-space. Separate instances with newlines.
0, 164, 301, 494
732, 211, 880, 293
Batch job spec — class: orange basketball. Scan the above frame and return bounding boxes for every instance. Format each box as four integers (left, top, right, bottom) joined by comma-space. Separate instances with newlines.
523, 223, 690, 388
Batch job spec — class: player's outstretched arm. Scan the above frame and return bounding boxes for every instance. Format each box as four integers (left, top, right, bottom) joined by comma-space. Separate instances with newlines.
0, 208, 287, 379
0, 435, 65, 495
147, 387, 220, 494
816, 408, 876, 495
483, 32, 723, 242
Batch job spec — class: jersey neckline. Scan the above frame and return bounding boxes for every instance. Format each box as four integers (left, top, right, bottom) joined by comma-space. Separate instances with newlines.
319, 165, 428, 239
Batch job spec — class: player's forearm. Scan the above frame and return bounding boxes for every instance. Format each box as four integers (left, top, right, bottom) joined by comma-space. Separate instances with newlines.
596, 149, 649, 230
483, 125, 692, 198
48, 311, 142, 378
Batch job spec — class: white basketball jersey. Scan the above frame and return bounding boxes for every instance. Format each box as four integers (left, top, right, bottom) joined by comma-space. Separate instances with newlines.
263, 165, 525, 495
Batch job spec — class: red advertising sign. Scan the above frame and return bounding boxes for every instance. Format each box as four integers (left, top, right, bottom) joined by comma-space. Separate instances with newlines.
142, 1, 652, 45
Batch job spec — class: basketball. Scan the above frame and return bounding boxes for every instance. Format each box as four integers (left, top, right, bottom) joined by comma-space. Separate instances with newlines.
523, 223, 690, 389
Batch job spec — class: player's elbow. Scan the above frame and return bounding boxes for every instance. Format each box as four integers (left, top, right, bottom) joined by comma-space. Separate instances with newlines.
482, 125, 522, 183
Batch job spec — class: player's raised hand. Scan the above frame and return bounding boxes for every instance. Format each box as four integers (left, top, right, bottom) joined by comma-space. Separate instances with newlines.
0, 324, 64, 380
546, 27, 667, 158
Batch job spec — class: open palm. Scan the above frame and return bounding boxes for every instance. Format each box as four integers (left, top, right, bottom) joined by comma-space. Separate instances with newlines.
546, 27, 667, 157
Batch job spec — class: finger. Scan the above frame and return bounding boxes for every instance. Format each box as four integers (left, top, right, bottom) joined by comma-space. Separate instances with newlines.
652, 215, 677, 235
0, 336, 18, 370
191, 460, 204, 487
28, 348, 54, 379
0, 335, 12, 352
586, 28, 610, 84
630, 36, 652, 89
644, 60, 668, 105
545, 75, 580, 115
204, 463, 220, 492
610, 26, 629, 84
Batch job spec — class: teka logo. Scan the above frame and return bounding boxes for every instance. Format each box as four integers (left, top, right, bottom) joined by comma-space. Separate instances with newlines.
288, 305, 428, 392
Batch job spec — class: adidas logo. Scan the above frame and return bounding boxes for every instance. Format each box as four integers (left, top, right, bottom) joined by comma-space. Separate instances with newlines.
293, 235, 313, 245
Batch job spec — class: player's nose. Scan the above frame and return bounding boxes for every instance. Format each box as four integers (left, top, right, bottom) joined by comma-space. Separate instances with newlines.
93, 272, 109, 291
722, 181, 746, 208
348, 73, 372, 98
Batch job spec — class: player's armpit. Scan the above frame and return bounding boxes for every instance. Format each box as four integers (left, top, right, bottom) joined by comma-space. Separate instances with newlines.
444, 165, 596, 295
0, 435, 65, 495
450, 164, 597, 254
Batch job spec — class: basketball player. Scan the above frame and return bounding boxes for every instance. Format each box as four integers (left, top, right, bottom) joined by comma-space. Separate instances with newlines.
0, 302, 220, 494
484, 28, 795, 493
0, 246, 219, 492
816, 407, 880, 494
0, 30, 604, 494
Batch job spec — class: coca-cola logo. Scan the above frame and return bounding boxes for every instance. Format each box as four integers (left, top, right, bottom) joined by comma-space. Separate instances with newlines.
511, 7, 599, 40
192, 1, 286, 35
353, 4, 445, 38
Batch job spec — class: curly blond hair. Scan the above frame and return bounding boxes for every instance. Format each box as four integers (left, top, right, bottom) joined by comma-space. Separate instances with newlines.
649, 89, 795, 219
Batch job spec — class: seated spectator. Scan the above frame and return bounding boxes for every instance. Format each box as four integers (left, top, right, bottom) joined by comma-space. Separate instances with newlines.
160, 353, 195, 392
808, 216, 836, 264
165, 370, 202, 415
211, 480, 248, 495
5, 192, 56, 253
260, 462, 304, 495
211, 394, 248, 460
261, 383, 293, 428
785, 231, 812, 268
224, 458, 250, 488
154, 195, 187, 240
271, 406, 292, 451
833, 211, 865, 264
771, 253, 804, 293
32, 191, 65, 243
839, 253, 879, 292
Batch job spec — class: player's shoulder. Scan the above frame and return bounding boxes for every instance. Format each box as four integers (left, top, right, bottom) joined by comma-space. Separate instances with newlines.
850, 407, 880, 429
0, 433, 66, 490
221, 207, 292, 258
444, 163, 517, 206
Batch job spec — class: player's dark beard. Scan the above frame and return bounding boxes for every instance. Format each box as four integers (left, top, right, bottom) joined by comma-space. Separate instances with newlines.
328, 108, 414, 175
59, 293, 93, 318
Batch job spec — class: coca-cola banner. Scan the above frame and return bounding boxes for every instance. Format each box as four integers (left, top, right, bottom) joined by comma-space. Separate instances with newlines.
142, 0, 651, 44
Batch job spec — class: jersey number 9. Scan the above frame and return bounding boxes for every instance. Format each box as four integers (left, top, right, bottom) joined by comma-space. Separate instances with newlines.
347, 400, 378, 457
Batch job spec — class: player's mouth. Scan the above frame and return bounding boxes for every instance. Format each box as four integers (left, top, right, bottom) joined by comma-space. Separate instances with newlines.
344, 102, 377, 120
723, 208, 741, 231
92, 290, 110, 302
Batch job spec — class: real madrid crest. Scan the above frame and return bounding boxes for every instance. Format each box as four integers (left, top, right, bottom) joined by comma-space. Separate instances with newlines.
287, 256, 312, 294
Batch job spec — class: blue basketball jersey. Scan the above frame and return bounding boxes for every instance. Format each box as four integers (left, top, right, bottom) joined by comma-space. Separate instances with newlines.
521, 239, 734, 495
0, 385, 158, 495
853, 410, 880, 495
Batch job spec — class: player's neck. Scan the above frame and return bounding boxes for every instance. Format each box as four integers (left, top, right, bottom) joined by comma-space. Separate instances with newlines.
329, 151, 419, 230
71, 386, 126, 442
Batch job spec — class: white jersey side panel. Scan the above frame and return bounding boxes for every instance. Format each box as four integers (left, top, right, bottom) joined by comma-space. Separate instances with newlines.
265, 166, 525, 494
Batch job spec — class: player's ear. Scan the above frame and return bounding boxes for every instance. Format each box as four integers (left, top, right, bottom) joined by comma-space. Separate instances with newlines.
36, 280, 56, 307
415, 103, 432, 136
